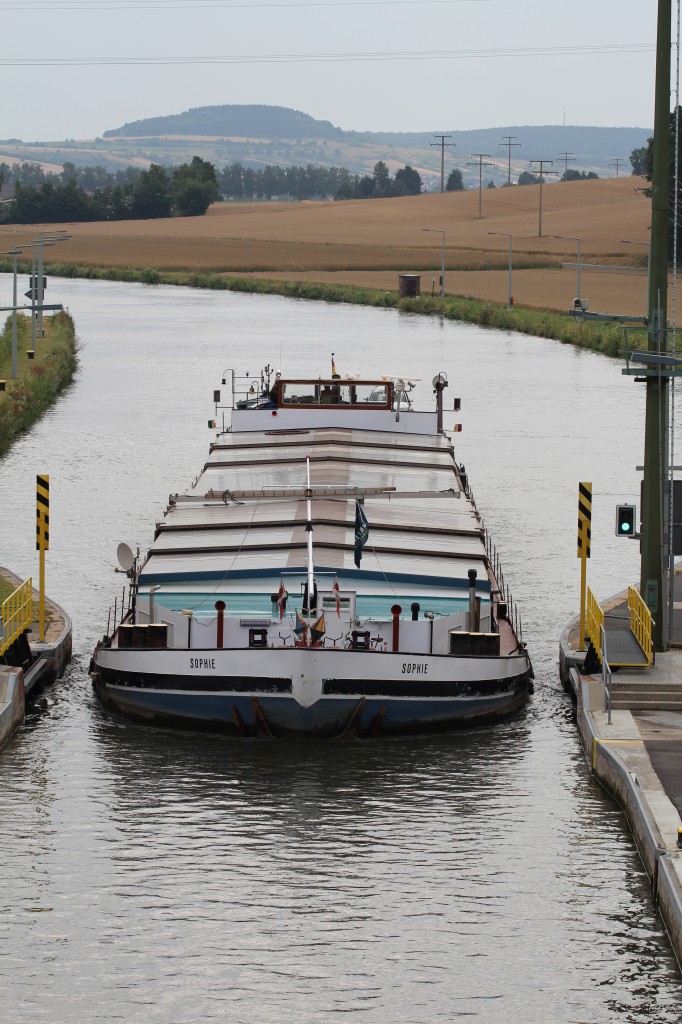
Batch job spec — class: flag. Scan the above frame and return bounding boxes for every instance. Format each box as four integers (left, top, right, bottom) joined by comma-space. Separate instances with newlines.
293, 611, 307, 636
354, 501, 369, 568
331, 353, 337, 376
277, 579, 288, 620
333, 576, 341, 617
310, 614, 326, 646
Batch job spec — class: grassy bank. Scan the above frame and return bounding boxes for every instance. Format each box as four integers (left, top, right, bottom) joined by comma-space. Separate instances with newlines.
17, 259, 626, 358
0, 311, 78, 457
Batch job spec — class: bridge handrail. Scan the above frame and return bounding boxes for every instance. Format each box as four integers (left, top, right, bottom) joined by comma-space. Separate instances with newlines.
586, 586, 604, 658
0, 578, 33, 656
627, 585, 653, 666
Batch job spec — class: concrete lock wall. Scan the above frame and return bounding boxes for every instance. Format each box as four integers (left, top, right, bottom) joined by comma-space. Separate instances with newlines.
0, 667, 25, 750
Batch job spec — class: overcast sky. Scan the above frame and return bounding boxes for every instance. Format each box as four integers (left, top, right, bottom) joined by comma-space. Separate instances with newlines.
2, 0, 665, 141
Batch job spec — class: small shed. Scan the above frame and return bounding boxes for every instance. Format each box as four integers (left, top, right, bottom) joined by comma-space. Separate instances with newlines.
398, 274, 421, 299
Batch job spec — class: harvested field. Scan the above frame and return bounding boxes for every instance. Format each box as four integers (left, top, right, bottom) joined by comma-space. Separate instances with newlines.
0, 176, 667, 320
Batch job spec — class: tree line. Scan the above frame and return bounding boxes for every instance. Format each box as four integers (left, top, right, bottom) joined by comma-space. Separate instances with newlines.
0, 157, 219, 224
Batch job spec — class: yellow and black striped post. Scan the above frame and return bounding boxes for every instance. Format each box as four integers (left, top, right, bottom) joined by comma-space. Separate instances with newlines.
36, 474, 49, 642
577, 481, 592, 651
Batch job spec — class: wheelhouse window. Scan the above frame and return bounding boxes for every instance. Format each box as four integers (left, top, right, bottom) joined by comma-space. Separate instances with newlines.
279, 381, 392, 409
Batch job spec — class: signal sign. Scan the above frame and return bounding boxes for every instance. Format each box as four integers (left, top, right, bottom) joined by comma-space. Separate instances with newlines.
616, 504, 636, 537
577, 481, 592, 559
36, 474, 49, 550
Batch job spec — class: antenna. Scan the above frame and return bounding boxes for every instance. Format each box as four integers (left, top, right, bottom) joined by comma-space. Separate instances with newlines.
117, 542, 135, 572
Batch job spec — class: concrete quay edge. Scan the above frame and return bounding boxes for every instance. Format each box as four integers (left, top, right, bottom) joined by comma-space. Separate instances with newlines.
0, 566, 72, 751
560, 623, 682, 969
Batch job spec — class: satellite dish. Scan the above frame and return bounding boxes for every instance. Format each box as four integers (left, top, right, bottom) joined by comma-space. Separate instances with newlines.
117, 543, 135, 572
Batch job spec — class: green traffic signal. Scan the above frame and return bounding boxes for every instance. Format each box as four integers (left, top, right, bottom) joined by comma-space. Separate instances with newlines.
616, 504, 636, 537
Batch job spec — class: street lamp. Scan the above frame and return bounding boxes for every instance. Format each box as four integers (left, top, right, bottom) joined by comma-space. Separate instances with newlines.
0, 248, 21, 379
554, 234, 582, 305
423, 228, 445, 298
620, 238, 651, 307
488, 232, 513, 309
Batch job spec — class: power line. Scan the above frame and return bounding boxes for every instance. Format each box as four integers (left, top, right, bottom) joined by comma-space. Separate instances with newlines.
609, 157, 627, 177
529, 159, 558, 236
467, 153, 495, 218
557, 151, 575, 177
431, 133, 454, 193
499, 135, 520, 186
0, 0, 491, 8
0, 42, 656, 69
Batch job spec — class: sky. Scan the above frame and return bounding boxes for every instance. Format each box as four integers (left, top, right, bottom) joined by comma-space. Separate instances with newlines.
1, 0, 667, 141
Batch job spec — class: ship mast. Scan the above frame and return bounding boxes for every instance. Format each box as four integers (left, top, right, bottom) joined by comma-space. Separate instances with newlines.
305, 455, 315, 617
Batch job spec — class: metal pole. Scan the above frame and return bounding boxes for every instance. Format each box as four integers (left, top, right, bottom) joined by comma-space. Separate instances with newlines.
11, 254, 17, 377
440, 231, 445, 298
641, 0, 671, 651
30, 243, 36, 353
423, 228, 445, 298
37, 242, 44, 339
554, 234, 582, 303
488, 232, 513, 308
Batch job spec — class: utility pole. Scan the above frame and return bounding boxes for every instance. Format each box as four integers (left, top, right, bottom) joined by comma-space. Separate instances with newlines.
558, 151, 575, 178
641, 0, 671, 650
467, 154, 495, 218
431, 134, 454, 193
529, 160, 558, 237
609, 157, 627, 177
499, 136, 520, 186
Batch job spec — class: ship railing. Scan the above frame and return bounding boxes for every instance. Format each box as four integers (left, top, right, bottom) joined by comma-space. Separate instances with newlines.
484, 528, 523, 643
0, 578, 33, 656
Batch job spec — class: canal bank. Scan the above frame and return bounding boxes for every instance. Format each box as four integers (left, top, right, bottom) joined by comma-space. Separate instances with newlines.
560, 597, 682, 969
0, 566, 72, 750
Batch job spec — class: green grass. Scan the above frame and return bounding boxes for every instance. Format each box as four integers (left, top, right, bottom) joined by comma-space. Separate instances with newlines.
1, 258, 628, 358
0, 311, 78, 458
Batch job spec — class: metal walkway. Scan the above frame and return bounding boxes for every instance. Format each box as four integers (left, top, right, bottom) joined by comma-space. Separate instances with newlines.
604, 615, 649, 667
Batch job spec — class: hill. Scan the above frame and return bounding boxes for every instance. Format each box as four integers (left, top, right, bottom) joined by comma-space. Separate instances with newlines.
0, 106, 652, 186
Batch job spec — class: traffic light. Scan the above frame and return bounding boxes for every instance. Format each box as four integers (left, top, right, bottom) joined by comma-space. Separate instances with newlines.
616, 504, 636, 537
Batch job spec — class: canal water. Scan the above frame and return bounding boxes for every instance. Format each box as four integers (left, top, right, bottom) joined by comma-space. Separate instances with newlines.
0, 278, 681, 1022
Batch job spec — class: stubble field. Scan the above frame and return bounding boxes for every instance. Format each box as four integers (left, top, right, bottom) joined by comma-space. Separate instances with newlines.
0, 176, 665, 320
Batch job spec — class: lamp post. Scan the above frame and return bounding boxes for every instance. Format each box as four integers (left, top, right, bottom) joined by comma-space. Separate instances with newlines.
0, 249, 21, 378
554, 234, 582, 304
36, 231, 69, 340
488, 232, 513, 308
423, 228, 445, 297
620, 238, 651, 306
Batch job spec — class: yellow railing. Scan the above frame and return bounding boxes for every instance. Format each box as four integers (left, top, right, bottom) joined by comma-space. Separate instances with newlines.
585, 586, 604, 659
0, 578, 33, 656
628, 585, 653, 667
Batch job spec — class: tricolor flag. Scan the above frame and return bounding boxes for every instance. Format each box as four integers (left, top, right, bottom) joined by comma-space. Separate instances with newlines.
333, 576, 341, 617
277, 579, 288, 620
354, 500, 369, 568
331, 353, 337, 376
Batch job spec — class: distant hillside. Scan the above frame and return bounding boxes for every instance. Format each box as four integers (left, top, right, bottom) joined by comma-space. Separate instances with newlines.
100, 105, 651, 180
0, 106, 652, 188
104, 104, 344, 141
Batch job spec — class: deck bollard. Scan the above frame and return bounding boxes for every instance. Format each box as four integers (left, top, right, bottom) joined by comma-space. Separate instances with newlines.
391, 605, 402, 652
215, 600, 226, 649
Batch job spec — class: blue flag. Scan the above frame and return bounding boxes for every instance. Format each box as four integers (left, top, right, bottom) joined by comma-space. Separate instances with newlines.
354, 501, 369, 568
